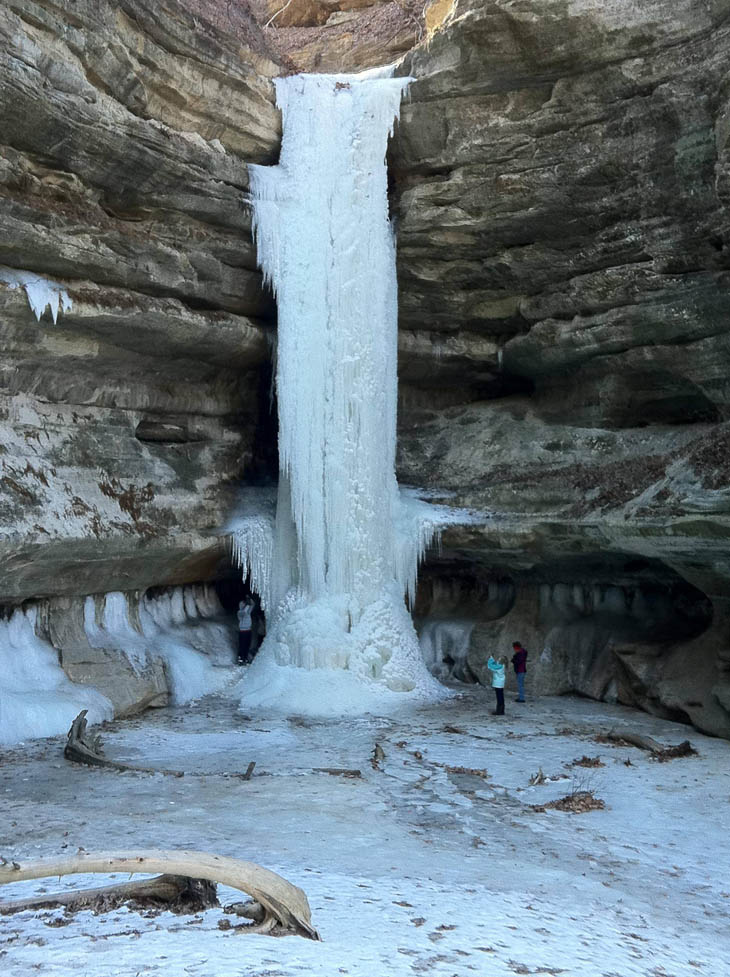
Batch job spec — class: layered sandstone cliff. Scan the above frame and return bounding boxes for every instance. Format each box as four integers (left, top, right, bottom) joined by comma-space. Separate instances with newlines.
0, 0, 279, 602
1, 0, 729, 735
393, 0, 730, 735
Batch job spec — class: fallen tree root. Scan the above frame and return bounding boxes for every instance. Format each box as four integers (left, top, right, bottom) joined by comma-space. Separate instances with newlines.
0, 851, 319, 939
0, 873, 216, 916
603, 730, 697, 760
64, 711, 256, 780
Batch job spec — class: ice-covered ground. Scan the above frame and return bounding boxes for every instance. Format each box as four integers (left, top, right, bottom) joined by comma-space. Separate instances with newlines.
1, 690, 728, 976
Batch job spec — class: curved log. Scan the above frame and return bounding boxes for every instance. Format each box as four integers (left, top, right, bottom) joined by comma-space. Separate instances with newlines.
0, 850, 319, 940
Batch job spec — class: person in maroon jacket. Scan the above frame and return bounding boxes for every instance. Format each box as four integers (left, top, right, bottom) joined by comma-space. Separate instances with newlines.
511, 641, 528, 702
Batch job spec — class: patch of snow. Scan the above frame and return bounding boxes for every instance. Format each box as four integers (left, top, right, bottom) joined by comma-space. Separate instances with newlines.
0, 606, 112, 746
2, 693, 730, 976
0, 265, 72, 323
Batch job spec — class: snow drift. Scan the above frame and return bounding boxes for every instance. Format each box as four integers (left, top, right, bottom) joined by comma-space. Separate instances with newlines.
0, 606, 112, 746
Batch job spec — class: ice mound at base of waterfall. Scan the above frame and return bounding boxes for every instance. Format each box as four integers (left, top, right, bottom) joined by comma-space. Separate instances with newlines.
0, 608, 113, 747
237, 589, 451, 718
236, 658, 451, 719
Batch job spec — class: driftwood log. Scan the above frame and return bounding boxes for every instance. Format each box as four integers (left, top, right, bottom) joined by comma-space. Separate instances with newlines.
605, 730, 697, 760
0, 873, 216, 915
0, 850, 319, 939
64, 712, 255, 780
67, 711, 359, 780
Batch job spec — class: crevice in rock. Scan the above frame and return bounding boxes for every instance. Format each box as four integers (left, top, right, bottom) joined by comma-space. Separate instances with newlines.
240, 358, 279, 487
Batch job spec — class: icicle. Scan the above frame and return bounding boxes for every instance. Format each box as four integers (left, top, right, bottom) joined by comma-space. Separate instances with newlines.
0, 266, 72, 323
228, 514, 275, 613
419, 619, 476, 682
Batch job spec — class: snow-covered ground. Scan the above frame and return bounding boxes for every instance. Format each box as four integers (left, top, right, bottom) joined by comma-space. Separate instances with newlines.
1, 689, 728, 976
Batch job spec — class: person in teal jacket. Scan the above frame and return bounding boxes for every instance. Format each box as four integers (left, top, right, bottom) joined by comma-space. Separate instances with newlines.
487, 655, 506, 715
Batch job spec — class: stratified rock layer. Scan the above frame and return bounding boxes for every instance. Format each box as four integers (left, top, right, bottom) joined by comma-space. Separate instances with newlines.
0, 0, 280, 605
248, 0, 424, 73
392, 0, 730, 736
2, 0, 729, 735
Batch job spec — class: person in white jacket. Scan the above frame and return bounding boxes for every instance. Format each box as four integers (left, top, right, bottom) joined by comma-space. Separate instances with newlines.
237, 598, 253, 665
487, 655, 506, 715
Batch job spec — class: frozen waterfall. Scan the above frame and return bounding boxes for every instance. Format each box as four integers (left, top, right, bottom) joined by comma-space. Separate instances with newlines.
236, 70, 452, 712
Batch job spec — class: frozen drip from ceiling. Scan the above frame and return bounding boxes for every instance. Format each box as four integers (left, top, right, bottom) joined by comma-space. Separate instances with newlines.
240, 69, 446, 711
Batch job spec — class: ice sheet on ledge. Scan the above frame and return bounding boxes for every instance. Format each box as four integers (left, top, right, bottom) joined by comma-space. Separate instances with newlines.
395, 487, 484, 605
0, 265, 72, 323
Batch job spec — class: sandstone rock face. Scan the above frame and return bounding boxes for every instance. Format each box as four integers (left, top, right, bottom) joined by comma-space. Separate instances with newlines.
248, 0, 424, 72
393, 0, 730, 735
39, 583, 236, 717
47, 595, 170, 717
3, 0, 730, 736
0, 0, 280, 609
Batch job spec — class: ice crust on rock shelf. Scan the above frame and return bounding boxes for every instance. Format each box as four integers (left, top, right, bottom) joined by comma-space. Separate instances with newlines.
0, 266, 72, 323
0, 607, 112, 747
238, 70, 478, 715
83, 587, 236, 706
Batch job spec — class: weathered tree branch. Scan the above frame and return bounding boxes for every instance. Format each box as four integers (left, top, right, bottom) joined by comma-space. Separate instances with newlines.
606, 730, 665, 752
606, 730, 697, 760
0, 851, 319, 939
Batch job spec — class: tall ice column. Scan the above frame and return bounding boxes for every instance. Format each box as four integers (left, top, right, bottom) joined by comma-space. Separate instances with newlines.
245, 71, 441, 700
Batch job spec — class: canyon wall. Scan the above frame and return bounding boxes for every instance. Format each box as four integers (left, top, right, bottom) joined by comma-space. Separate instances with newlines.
2, 0, 729, 734
0, 0, 279, 603
393, 0, 730, 735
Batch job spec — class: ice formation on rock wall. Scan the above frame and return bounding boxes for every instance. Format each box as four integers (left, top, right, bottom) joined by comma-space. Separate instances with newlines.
419, 619, 476, 682
0, 266, 72, 323
83, 586, 236, 705
236, 69, 474, 711
0, 607, 112, 746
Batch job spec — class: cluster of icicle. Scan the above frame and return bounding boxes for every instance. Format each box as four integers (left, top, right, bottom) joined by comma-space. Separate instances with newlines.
83, 586, 235, 703
0, 266, 72, 323
419, 619, 476, 682
234, 69, 461, 708
0, 585, 237, 746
